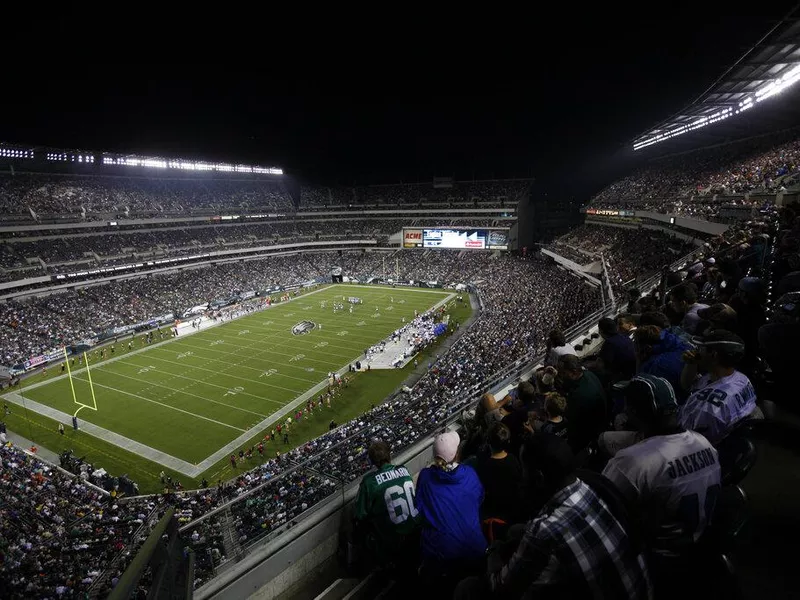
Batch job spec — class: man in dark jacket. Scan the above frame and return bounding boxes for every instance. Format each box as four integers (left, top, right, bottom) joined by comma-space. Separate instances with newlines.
597, 317, 636, 382
634, 325, 692, 402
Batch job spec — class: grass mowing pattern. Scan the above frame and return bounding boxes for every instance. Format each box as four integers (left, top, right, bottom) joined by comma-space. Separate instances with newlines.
11, 285, 459, 488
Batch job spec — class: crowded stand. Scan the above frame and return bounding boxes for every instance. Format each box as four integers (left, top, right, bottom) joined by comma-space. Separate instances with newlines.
592, 129, 800, 215
0, 443, 163, 599
0, 174, 293, 217
558, 224, 696, 292
0, 206, 782, 597
0, 219, 514, 281
298, 180, 530, 210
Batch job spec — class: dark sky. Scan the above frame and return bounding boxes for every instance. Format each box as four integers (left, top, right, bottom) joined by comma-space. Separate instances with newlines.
2, 4, 798, 197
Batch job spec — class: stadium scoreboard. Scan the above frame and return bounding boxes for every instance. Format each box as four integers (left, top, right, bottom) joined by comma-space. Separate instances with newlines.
402, 228, 509, 250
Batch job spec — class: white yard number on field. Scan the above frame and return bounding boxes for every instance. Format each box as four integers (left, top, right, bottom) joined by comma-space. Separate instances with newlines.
303, 305, 312, 310
238, 330, 250, 335
138, 365, 156, 374
176, 352, 194, 360
260, 369, 278, 378
285, 312, 294, 317
224, 386, 245, 397
337, 330, 349, 336
356, 321, 366, 326
289, 354, 305, 362
397, 299, 406, 304
385, 306, 394, 311
384, 481, 418, 525
315, 341, 329, 349
263, 321, 274, 326
210, 339, 224, 346
371, 313, 381, 319
306, 367, 315, 372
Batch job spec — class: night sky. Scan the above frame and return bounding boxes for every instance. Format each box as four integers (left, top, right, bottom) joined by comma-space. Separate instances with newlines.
2, 4, 798, 198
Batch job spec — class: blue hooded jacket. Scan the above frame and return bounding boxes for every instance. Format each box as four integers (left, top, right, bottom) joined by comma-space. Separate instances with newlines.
416, 464, 487, 565
639, 329, 691, 398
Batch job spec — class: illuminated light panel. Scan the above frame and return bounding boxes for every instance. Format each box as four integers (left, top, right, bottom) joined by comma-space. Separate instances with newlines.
634, 64, 800, 151
101, 154, 282, 175
0, 147, 34, 159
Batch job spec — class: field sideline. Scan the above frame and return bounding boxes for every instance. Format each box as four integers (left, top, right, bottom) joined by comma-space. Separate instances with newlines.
4, 284, 453, 476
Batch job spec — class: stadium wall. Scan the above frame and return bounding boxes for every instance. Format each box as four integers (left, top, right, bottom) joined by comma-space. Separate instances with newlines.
196, 435, 439, 600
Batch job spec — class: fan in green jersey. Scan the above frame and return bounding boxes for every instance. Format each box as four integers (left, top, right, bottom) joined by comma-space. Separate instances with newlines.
354, 440, 420, 568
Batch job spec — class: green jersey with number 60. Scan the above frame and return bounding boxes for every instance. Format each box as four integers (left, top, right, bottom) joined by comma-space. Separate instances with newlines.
355, 463, 419, 548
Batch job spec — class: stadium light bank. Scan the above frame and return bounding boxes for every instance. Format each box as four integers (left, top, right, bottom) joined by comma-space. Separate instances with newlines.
633, 63, 800, 151
1, 144, 283, 175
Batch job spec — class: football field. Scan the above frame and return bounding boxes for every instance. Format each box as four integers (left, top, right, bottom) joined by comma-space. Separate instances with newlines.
8, 284, 453, 474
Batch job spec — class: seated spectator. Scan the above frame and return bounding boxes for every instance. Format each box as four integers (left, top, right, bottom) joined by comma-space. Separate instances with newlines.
532, 366, 557, 397
480, 391, 512, 426
472, 423, 523, 526
617, 313, 638, 337
625, 287, 643, 313
544, 329, 576, 367
696, 303, 738, 335
354, 441, 419, 568
534, 392, 568, 437
415, 431, 487, 574
670, 283, 709, 335
640, 310, 693, 345
596, 317, 637, 382
557, 355, 607, 452
602, 375, 720, 549
634, 324, 692, 400
457, 434, 651, 599
678, 330, 758, 445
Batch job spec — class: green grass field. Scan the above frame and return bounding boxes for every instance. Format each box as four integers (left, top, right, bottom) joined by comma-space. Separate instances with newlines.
4, 284, 467, 492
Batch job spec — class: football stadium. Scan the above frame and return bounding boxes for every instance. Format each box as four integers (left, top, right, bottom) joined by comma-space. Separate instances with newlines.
2, 11, 800, 600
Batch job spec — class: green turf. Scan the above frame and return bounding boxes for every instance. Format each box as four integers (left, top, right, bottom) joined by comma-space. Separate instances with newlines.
4, 284, 468, 491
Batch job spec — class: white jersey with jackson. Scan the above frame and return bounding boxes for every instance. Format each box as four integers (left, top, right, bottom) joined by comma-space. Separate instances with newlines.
678, 371, 756, 445
603, 430, 721, 542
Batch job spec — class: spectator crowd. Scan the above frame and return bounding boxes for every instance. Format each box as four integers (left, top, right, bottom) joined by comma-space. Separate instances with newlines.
0, 181, 785, 597
592, 130, 800, 211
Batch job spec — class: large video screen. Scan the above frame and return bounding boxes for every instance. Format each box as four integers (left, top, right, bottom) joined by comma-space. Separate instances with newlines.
403, 228, 508, 250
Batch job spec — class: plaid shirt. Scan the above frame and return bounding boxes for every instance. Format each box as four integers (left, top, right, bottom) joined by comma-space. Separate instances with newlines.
488, 478, 652, 599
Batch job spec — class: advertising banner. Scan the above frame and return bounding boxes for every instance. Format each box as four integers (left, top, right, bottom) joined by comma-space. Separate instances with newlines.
403, 229, 423, 248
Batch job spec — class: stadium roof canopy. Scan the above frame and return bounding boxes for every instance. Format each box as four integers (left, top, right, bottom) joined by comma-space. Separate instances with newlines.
631, 11, 800, 156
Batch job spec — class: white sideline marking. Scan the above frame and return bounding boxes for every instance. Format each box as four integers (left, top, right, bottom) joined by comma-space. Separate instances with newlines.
72, 376, 247, 432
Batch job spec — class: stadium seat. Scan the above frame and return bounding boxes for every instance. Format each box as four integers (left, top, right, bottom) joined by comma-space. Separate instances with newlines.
718, 434, 758, 486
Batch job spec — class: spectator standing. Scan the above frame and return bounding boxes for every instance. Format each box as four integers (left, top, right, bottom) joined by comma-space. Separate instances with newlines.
415, 431, 487, 575
354, 441, 419, 568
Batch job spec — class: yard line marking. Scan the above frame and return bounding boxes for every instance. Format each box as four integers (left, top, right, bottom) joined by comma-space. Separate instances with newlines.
182, 336, 348, 367
170, 340, 343, 369
89, 364, 278, 414
143, 354, 308, 394
72, 376, 247, 432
